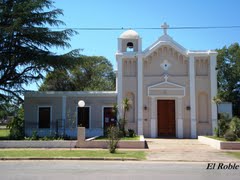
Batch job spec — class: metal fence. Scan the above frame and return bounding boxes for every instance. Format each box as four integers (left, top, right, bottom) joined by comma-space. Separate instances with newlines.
24, 119, 77, 138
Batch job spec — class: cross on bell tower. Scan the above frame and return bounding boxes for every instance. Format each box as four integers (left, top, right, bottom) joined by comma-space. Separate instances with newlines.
161, 22, 169, 35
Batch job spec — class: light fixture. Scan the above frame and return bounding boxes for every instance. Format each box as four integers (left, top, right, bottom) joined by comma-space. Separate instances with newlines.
144, 105, 147, 110
78, 100, 85, 107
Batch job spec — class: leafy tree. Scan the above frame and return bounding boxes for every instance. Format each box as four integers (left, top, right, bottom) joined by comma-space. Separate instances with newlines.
39, 69, 75, 91
0, 102, 16, 121
39, 56, 116, 91
114, 98, 131, 137
0, 0, 79, 104
217, 43, 240, 116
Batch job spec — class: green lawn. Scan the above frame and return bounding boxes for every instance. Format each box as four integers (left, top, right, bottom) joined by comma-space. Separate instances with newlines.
0, 149, 146, 160
226, 152, 240, 159
96, 136, 140, 141
0, 129, 10, 140
206, 136, 240, 142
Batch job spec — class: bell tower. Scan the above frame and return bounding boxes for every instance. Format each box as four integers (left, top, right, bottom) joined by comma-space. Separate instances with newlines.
118, 29, 142, 53
116, 29, 143, 135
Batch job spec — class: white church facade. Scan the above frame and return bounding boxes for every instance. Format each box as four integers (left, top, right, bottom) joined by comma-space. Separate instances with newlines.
24, 23, 218, 138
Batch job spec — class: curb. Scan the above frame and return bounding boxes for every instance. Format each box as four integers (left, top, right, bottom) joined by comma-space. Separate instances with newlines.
146, 159, 240, 163
0, 157, 139, 161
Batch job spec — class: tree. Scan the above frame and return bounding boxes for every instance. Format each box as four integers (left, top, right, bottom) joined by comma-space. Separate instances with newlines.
0, 0, 79, 104
39, 56, 116, 91
119, 97, 131, 136
114, 98, 131, 137
106, 125, 121, 153
0, 102, 16, 121
217, 43, 240, 116
39, 69, 75, 91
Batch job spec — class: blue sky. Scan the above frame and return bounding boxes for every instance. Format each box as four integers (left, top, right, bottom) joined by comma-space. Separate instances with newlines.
30, 0, 240, 90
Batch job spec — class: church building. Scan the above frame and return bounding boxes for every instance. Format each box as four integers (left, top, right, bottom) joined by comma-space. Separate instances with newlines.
24, 23, 218, 138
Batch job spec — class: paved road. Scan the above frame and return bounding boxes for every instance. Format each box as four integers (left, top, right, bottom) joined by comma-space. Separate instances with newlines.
0, 160, 239, 180
146, 138, 240, 162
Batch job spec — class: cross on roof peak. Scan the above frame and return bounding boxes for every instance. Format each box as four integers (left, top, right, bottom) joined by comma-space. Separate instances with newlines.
161, 22, 169, 35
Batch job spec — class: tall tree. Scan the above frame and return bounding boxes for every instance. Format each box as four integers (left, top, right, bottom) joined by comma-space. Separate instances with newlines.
0, 0, 78, 104
39, 56, 116, 91
217, 43, 240, 115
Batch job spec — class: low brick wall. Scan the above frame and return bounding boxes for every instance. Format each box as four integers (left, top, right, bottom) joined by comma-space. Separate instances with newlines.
198, 136, 240, 150
0, 140, 77, 148
76, 135, 146, 149
220, 142, 240, 150
76, 127, 146, 149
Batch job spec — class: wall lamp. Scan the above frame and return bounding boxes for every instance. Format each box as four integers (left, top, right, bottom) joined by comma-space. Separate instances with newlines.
144, 105, 147, 110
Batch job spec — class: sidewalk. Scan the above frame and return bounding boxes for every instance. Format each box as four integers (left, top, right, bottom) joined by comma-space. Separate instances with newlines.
1, 139, 240, 162
146, 138, 240, 162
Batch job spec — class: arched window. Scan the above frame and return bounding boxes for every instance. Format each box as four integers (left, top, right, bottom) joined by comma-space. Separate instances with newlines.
126, 42, 134, 52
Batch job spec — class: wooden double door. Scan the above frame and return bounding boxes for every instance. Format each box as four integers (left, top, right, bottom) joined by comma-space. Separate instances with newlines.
157, 100, 176, 137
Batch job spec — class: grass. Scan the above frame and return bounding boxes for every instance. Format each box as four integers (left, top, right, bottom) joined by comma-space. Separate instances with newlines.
0, 149, 146, 160
96, 136, 140, 141
226, 152, 240, 159
205, 136, 240, 142
0, 128, 10, 140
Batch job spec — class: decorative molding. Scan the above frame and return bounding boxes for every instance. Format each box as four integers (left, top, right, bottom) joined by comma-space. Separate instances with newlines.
148, 76, 186, 97
144, 38, 188, 58
160, 60, 171, 72
24, 91, 117, 97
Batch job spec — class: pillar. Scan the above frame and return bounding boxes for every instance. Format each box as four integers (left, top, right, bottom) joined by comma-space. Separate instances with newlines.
117, 56, 123, 118
177, 97, 183, 138
210, 53, 218, 134
62, 96, 66, 133
189, 54, 197, 138
150, 97, 157, 137
137, 55, 143, 135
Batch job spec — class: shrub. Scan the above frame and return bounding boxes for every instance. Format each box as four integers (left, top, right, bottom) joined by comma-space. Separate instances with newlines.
31, 130, 38, 140
107, 126, 121, 153
215, 113, 231, 137
224, 130, 238, 141
128, 129, 135, 137
118, 118, 127, 137
229, 116, 240, 138
7, 108, 24, 140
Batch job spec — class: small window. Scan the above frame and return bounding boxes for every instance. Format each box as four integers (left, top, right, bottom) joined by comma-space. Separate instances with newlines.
78, 107, 90, 128
127, 42, 134, 48
126, 42, 134, 52
38, 107, 51, 129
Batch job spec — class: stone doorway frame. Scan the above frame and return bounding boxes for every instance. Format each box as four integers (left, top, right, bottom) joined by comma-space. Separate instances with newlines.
148, 77, 185, 138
